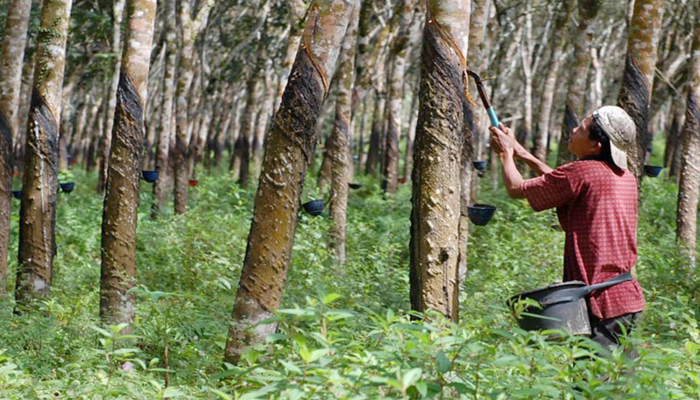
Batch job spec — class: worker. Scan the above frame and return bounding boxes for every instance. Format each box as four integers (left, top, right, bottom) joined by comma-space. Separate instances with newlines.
490, 106, 645, 353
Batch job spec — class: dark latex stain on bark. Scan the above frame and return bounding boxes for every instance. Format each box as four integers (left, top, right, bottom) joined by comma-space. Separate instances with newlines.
619, 55, 651, 173
687, 89, 700, 129
409, 22, 466, 319
15, 89, 59, 309
99, 71, 144, 324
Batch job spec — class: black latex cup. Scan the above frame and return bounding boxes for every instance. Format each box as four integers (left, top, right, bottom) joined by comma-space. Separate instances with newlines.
467, 203, 497, 226
302, 199, 324, 217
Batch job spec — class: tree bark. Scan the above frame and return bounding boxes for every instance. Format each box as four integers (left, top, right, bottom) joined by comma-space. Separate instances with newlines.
557, 0, 601, 166
409, 0, 470, 322
224, 0, 356, 364
15, 0, 73, 310
0, 0, 32, 290
676, 21, 700, 266
100, 0, 157, 327
618, 0, 664, 185
329, 1, 360, 265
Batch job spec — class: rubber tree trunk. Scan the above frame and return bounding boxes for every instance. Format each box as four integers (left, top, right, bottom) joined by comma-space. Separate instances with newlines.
224, 0, 356, 364
329, 2, 360, 266
666, 100, 685, 181
618, 0, 664, 186
533, 0, 572, 162
99, 0, 157, 327
409, 0, 470, 322
252, 63, 276, 179
98, 0, 126, 193
0, 0, 32, 292
365, 92, 385, 176
676, 22, 700, 266
152, 0, 178, 219
14, 0, 72, 310
382, 0, 416, 194
557, 0, 601, 166
173, 0, 215, 214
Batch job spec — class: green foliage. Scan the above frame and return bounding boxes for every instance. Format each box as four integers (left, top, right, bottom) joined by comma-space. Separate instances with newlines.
0, 169, 698, 398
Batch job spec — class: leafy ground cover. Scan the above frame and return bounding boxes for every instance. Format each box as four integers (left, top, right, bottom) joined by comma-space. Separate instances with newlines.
0, 164, 698, 399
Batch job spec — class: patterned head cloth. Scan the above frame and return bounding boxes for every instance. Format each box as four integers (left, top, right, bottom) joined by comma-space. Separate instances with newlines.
592, 106, 636, 170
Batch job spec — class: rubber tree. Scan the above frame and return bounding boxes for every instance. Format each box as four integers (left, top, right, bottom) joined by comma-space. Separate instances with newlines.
328, 1, 360, 265
99, 0, 157, 326
224, 0, 356, 364
151, 0, 178, 218
0, 0, 32, 292
618, 0, 665, 185
409, 0, 470, 322
14, 0, 73, 310
98, 0, 126, 193
676, 19, 700, 266
556, 0, 601, 166
173, 0, 215, 214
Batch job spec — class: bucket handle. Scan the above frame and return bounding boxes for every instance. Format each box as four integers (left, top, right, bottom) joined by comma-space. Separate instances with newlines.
539, 271, 634, 307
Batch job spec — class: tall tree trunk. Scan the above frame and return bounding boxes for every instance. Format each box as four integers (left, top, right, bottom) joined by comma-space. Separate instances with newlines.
618, 0, 665, 185
152, 0, 178, 219
664, 99, 684, 173
403, 91, 419, 180
557, 0, 601, 166
224, 0, 356, 364
382, 0, 416, 194
329, 1, 360, 265
0, 0, 32, 291
173, 0, 215, 214
98, 0, 126, 193
252, 63, 276, 177
533, 0, 572, 162
14, 0, 73, 310
676, 21, 700, 266
409, 0, 470, 322
99, 0, 157, 327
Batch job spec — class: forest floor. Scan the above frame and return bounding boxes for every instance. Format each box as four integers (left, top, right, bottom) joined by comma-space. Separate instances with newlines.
1, 145, 699, 399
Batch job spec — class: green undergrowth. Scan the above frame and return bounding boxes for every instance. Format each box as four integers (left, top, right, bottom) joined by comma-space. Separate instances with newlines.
0, 167, 698, 399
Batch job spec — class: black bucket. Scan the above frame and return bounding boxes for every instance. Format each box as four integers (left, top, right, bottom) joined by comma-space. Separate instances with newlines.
302, 199, 324, 217
467, 203, 497, 226
643, 165, 662, 177
142, 170, 159, 183
472, 160, 487, 171
508, 271, 633, 336
60, 182, 75, 193
348, 182, 363, 189
12, 190, 22, 199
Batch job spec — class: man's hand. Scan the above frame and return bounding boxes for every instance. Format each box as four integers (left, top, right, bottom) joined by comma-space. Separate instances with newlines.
489, 123, 516, 158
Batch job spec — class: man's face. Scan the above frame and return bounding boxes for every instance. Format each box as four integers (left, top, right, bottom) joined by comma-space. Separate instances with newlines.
568, 116, 601, 159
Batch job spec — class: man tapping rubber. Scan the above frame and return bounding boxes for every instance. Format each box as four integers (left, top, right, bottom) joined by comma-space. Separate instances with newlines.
489, 106, 645, 352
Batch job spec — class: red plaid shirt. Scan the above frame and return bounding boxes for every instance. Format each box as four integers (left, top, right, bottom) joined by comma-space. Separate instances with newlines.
521, 160, 645, 320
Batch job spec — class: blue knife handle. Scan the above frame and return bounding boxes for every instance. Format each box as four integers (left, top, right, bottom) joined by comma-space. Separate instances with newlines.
486, 107, 499, 127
